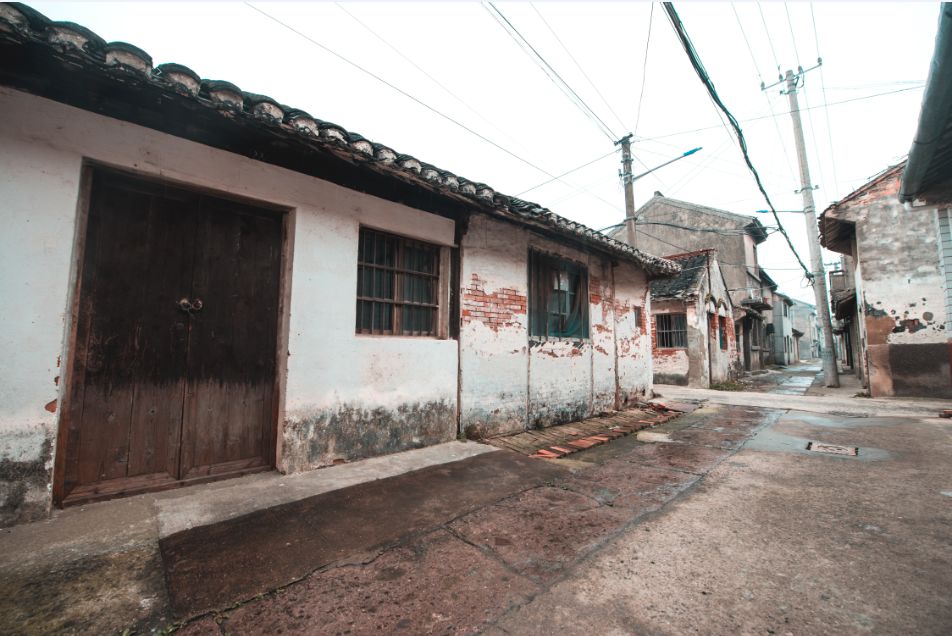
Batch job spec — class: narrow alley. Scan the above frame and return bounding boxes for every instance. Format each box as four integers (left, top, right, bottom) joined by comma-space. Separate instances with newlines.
2, 365, 950, 635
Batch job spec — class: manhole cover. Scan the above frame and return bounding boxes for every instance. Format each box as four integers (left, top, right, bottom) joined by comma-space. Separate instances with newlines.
806, 441, 858, 456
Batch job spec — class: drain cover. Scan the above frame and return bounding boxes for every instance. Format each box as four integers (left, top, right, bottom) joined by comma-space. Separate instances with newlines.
806, 441, 858, 456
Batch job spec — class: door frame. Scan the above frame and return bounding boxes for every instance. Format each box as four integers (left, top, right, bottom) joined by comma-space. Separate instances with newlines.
53, 161, 295, 506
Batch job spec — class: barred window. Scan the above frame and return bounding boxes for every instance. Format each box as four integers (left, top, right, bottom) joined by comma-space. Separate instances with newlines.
656, 313, 687, 348
356, 228, 439, 336
528, 250, 589, 339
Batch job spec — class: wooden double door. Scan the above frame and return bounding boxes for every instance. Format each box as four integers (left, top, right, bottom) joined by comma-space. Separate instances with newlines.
60, 170, 284, 504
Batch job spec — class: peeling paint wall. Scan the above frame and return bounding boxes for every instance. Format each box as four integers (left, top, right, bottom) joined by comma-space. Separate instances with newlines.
832, 170, 951, 397
458, 215, 652, 438
0, 88, 461, 524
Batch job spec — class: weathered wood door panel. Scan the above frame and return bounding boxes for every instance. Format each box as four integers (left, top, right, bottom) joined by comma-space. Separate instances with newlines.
180, 196, 282, 479
63, 171, 281, 503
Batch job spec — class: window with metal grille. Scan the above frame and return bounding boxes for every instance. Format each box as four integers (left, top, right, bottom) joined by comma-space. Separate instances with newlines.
719, 317, 727, 350
656, 313, 687, 348
356, 227, 439, 336
528, 250, 589, 339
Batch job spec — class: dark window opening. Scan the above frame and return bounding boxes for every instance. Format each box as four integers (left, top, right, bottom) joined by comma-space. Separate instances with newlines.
719, 317, 727, 350
656, 313, 687, 348
356, 227, 439, 336
528, 250, 589, 339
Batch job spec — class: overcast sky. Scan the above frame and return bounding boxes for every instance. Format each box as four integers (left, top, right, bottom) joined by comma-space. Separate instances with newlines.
32, 1, 941, 303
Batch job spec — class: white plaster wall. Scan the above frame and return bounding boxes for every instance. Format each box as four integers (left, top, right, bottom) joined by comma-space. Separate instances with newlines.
458, 214, 530, 437
459, 216, 652, 436
613, 262, 652, 405
0, 88, 458, 487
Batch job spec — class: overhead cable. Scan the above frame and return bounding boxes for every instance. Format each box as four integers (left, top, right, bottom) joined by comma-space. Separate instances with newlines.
810, 2, 841, 197
333, 2, 530, 156
731, 2, 797, 182
661, 2, 812, 280
246, 2, 619, 212
633, 3, 655, 138
515, 149, 619, 196
484, 2, 618, 142
530, 3, 628, 133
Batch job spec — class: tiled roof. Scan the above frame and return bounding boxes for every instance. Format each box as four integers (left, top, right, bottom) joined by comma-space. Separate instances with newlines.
649, 250, 710, 299
0, 2, 680, 277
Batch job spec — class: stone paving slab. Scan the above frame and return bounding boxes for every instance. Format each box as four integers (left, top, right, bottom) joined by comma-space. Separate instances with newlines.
219, 529, 538, 635
449, 487, 630, 584
623, 442, 732, 475
160, 451, 563, 618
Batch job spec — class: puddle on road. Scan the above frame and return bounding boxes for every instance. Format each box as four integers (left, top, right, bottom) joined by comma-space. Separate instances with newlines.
745, 427, 890, 462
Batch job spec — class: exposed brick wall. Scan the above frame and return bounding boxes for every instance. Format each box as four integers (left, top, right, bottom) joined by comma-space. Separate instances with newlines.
461, 273, 527, 332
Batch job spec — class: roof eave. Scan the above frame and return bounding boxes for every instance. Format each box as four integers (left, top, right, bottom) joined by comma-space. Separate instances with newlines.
900, 3, 952, 202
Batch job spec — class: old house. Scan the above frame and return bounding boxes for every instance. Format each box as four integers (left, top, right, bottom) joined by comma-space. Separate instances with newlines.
650, 250, 738, 387
611, 193, 774, 372
790, 299, 819, 361
765, 292, 795, 365
0, 4, 679, 527
819, 5, 952, 398
820, 162, 950, 397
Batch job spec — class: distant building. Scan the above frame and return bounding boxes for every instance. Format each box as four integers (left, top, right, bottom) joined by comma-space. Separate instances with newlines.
611, 193, 775, 373
790, 299, 819, 360
649, 250, 739, 387
765, 292, 795, 365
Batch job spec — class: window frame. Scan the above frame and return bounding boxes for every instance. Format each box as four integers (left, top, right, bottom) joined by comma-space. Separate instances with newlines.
528, 249, 590, 340
355, 226, 450, 338
656, 312, 688, 349
718, 316, 728, 350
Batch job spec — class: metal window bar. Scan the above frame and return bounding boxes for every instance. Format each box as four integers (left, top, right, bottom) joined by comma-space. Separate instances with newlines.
656, 313, 687, 348
356, 228, 439, 336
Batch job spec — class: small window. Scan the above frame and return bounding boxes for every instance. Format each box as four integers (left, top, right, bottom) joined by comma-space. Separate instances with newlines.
719, 317, 727, 350
633, 306, 642, 329
656, 313, 687, 348
528, 250, 589, 339
356, 227, 440, 336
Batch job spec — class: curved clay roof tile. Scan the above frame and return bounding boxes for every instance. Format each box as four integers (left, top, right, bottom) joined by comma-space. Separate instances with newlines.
201, 79, 243, 110
104, 41, 152, 76
47, 21, 106, 59
153, 63, 201, 96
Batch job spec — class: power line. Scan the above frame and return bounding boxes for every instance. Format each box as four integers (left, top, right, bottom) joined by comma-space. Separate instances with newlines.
623, 226, 807, 274
783, 2, 802, 67
244, 3, 558, 180
633, 2, 655, 138
731, 2, 797, 183
757, 2, 783, 81
661, 2, 812, 280
635, 85, 926, 143
530, 2, 628, 133
810, 2, 841, 198
333, 2, 530, 157
246, 2, 623, 215
484, 2, 618, 142
515, 149, 619, 196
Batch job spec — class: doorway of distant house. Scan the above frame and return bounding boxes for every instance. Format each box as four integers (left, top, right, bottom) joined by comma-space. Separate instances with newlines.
57, 169, 285, 505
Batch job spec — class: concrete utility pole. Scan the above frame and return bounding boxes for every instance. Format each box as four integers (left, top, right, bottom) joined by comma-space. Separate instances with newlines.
783, 68, 840, 387
616, 134, 636, 246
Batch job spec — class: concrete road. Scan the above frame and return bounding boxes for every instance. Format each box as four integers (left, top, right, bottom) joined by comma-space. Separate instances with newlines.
495, 406, 952, 635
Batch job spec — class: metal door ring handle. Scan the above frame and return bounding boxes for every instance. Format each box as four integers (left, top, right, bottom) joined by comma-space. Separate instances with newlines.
191, 298, 203, 312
